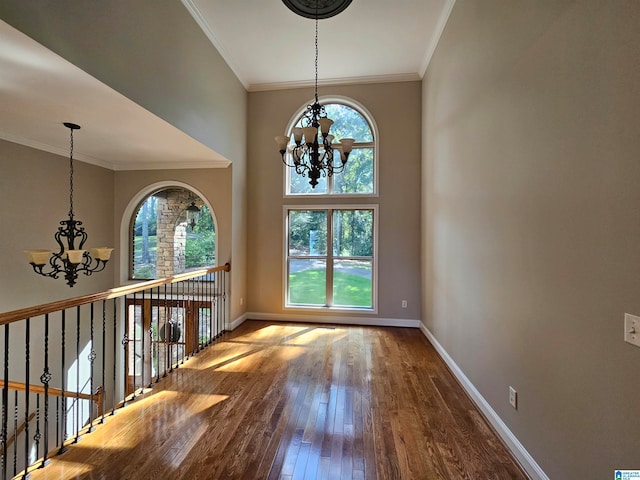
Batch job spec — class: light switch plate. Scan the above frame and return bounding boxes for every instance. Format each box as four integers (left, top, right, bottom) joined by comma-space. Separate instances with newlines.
624, 313, 640, 348
509, 386, 517, 409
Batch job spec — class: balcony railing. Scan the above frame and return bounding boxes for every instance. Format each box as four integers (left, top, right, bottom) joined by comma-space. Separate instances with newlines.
0, 263, 229, 479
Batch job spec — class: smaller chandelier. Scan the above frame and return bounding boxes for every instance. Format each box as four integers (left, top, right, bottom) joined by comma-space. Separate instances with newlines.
24, 122, 113, 288
275, 0, 354, 188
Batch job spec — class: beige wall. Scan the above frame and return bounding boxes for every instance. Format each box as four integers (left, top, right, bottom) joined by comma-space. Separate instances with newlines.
0, 140, 115, 311
248, 82, 422, 321
422, 0, 640, 478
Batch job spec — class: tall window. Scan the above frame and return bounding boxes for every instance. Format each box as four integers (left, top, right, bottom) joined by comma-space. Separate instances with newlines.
131, 188, 215, 280
286, 102, 376, 196
286, 207, 376, 309
284, 100, 378, 311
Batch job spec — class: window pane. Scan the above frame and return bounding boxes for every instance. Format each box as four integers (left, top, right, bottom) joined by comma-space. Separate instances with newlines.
333, 210, 373, 257
333, 147, 374, 194
288, 169, 328, 194
324, 104, 373, 142
289, 259, 327, 305
333, 259, 372, 308
132, 195, 158, 279
289, 210, 327, 256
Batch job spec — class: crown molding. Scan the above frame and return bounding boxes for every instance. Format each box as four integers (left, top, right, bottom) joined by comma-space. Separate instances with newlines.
248, 72, 421, 92
0, 131, 230, 172
112, 159, 230, 171
181, 0, 250, 90
0, 131, 114, 170
420, 0, 457, 77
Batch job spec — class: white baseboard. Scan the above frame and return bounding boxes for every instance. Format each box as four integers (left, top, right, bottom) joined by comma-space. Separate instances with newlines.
227, 312, 248, 331
246, 311, 420, 328
419, 323, 548, 480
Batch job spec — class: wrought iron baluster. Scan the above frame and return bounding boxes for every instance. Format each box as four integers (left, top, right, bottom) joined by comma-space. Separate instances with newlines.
75, 305, 80, 442
100, 300, 106, 424
216, 271, 221, 337
40, 313, 52, 466
148, 287, 154, 389
2, 324, 9, 480
55, 397, 59, 454
181, 284, 187, 364
155, 286, 161, 384
223, 268, 227, 332
88, 303, 96, 433
140, 289, 145, 394
112, 298, 117, 416
23, 317, 30, 477
132, 292, 137, 400
169, 282, 174, 374
122, 295, 130, 407
13, 391, 17, 478
59, 310, 67, 454
210, 272, 215, 343
34, 394, 41, 464
162, 283, 168, 378
197, 276, 202, 353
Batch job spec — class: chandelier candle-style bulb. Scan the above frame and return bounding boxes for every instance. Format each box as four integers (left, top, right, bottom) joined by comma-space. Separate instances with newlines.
25, 122, 114, 287
318, 117, 333, 135
302, 127, 318, 145
24, 249, 52, 266
275, 136, 290, 152
91, 247, 115, 261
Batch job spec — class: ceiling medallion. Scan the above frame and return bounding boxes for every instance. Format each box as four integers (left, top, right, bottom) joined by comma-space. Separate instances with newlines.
282, 0, 352, 19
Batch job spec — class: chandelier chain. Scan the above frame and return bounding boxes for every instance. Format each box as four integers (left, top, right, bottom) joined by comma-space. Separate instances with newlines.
314, 1, 319, 102
68, 127, 74, 218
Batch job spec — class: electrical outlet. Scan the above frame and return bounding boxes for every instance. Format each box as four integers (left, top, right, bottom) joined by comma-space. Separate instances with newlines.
401, 300, 407, 308
509, 386, 517, 409
240, 297, 244, 306
624, 313, 640, 347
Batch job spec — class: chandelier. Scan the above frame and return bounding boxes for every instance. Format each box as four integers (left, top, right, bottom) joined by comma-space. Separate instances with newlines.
275, 0, 354, 188
24, 122, 113, 287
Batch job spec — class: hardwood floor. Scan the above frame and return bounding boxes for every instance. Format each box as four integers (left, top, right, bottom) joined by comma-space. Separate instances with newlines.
26, 321, 527, 479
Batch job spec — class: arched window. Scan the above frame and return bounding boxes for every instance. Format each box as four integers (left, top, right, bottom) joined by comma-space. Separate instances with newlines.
286, 101, 376, 196
284, 99, 378, 311
130, 187, 215, 280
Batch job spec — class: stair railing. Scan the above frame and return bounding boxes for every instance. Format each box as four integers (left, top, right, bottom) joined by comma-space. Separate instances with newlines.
0, 263, 229, 479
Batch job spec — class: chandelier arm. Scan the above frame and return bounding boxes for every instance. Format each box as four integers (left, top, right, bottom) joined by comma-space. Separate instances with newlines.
28, 262, 61, 280
76, 259, 108, 276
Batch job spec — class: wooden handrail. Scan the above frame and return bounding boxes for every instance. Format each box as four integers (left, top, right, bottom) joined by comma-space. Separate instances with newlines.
0, 380, 104, 416
0, 263, 230, 326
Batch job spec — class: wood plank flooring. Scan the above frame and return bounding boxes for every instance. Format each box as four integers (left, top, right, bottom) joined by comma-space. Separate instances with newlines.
25, 321, 528, 479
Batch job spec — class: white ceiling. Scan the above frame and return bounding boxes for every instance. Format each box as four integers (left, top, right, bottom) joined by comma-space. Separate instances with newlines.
185, 0, 454, 90
0, 0, 454, 170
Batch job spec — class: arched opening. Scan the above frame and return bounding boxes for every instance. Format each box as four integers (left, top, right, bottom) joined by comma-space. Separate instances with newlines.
130, 186, 216, 280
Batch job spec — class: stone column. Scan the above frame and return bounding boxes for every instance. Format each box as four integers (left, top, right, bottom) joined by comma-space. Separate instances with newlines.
155, 190, 191, 278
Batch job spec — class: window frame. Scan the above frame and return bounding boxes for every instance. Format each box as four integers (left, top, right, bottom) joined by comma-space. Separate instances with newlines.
283, 204, 378, 313
282, 97, 379, 198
